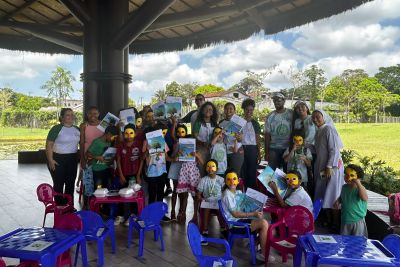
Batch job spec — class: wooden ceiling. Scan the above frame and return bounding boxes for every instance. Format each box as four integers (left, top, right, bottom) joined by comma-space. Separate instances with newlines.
0, 0, 372, 55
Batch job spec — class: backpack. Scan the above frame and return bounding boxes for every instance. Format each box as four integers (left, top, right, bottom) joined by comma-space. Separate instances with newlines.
388, 193, 400, 224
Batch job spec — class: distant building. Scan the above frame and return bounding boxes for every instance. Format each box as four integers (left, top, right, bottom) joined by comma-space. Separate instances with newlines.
203, 89, 250, 104
39, 99, 83, 112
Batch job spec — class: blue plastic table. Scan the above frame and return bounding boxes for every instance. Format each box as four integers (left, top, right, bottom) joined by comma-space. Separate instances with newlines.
294, 234, 399, 267
0, 227, 88, 267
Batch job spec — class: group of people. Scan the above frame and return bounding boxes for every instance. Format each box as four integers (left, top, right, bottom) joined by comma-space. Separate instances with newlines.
45, 92, 369, 262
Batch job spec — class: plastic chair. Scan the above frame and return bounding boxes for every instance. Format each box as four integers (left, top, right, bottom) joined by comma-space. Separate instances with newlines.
218, 200, 257, 265
313, 198, 323, 219
36, 183, 74, 227
383, 234, 400, 259
187, 222, 237, 267
265, 205, 314, 266
74, 211, 116, 267
0, 257, 40, 267
53, 213, 83, 267
127, 202, 167, 257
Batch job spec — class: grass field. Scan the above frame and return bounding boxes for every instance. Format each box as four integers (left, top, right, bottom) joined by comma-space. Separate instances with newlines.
0, 124, 399, 173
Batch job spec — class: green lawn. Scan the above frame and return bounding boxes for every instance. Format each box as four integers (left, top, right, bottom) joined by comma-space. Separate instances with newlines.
336, 123, 400, 173
0, 125, 399, 173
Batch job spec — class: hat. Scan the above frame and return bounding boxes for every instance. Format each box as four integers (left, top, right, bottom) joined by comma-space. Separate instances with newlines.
272, 92, 285, 99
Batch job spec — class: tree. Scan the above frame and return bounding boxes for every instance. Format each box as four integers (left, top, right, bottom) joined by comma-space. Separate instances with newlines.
0, 88, 14, 111
128, 97, 136, 107
165, 81, 197, 107
231, 70, 269, 103
154, 89, 166, 102
302, 65, 327, 110
193, 84, 224, 95
15, 94, 43, 111
375, 64, 400, 116
41, 66, 75, 112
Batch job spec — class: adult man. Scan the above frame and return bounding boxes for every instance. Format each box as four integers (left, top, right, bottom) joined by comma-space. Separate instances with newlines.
264, 92, 293, 171
181, 94, 205, 129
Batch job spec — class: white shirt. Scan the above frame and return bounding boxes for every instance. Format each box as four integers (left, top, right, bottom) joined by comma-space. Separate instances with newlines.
53, 126, 80, 154
285, 187, 313, 214
242, 121, 256, 145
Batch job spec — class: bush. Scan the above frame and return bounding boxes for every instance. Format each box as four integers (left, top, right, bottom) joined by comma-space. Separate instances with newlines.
343, 149, 400, 195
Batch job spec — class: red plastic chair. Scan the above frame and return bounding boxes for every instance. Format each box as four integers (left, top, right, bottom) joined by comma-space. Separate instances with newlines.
0, 258, 5, 267
54, 213, 83, 267
36, 183, 74, 227
0, 257, 40, 267
264, 205, 314, 266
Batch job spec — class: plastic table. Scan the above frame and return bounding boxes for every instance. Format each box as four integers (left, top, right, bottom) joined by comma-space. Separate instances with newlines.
89, 190, 145, 215
294, 234, 399, 267
0, 227, 88, 267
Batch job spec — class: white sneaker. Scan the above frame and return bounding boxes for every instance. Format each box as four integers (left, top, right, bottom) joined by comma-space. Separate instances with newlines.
114, 216, 123, 226
256, 252, 265, 262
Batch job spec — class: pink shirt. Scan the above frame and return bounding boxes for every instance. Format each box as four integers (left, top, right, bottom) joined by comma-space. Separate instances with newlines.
84, 124, 103, 152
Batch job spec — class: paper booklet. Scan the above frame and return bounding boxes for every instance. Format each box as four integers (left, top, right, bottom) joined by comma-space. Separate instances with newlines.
257, 166, 287, 197
212, 260, 234, 267
313, 235, 337, 243
200, 200, 219, 210
97, 112, 120, 132
178, 138, 196, 162
165, 96, 182, 119
146, 129, 166, 155
152, 101, 166, 120
234, 188, 268, 213
22, 240, 54, 251
222, 114, 246, 138
119, 108, 136, 128
102, 147, 117, 161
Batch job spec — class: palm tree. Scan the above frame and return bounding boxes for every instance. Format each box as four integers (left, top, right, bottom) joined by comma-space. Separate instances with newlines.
154, 89, 166, 102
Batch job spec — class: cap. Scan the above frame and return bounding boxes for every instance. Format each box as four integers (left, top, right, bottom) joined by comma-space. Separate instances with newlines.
272, 92, 285, 99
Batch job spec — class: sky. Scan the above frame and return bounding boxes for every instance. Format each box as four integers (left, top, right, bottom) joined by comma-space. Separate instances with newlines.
0, 0, 400, 104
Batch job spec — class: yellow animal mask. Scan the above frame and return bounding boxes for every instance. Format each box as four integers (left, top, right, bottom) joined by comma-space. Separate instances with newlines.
136, 117, 143, 128
286, 173, 300, 187
293, 135, 304, 146
225, 172, 239, 187
213, 127, 223, 137
206, 160, 217, 174
345, 168, 358, 183
162, 129, 168, 138
124, 128, 135, 140
177, 127, 187, 138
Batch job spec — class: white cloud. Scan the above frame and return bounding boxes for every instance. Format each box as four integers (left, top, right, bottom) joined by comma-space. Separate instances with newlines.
0, 49, 73, 80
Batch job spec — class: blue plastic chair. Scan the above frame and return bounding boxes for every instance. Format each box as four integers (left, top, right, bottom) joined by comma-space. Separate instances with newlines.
383, 234, 400, 259
187, 222, 237, 267
127, 201, 167, 257
313, 198, 323, 219
218, 200, 257, 265
74, 211, 116, 267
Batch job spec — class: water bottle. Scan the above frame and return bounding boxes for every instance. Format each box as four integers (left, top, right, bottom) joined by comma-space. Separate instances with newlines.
128, 176, 136, 188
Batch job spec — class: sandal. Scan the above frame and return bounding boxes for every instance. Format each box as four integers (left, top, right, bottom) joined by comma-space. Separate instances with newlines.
171, 212, 177, 222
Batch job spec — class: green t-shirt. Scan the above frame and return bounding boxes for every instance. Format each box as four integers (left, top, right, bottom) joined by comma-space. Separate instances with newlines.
88, 137, 111, 171
340, 184, 367, 224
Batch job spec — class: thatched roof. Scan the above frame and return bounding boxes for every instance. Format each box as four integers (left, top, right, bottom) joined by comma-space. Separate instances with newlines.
0, 0, 373, 55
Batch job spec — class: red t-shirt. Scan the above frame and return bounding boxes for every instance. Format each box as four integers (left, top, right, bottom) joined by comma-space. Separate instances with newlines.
117, 140, 143, 176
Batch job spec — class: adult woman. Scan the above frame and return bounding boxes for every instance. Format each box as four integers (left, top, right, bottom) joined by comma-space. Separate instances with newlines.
292, 101, 317, 195
240, 99, 262, 189
312, 109, 344, 229
46, 108, 80, 205
219, 102, 244, 175
79, 106, 103, 169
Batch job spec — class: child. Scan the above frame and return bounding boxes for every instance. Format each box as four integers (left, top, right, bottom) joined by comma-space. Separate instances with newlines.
115, 123, 143, 226
168, 121, 186, 221
196, 159, 225, 245
143, 122, 174, 207
334, 164, 368, 237
176, 145, 204, 224
269, 170, 313, 214
221, 168, 270, 262
86, 125, 119, 189
283, 129, 312, 188
210, 127, 228, 175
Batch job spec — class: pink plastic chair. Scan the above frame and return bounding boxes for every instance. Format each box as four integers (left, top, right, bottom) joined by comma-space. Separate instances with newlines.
36, 183, 74, 227
0, 257, 41, 267
0, 258, 5, 267
54, 213, 83, 267
264, 205, 314, 266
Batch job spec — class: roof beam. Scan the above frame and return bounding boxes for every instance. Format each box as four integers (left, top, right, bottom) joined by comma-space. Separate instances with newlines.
58, 0, 91, 25
111, 0, 176, 50
0, 20, 82, 33
146, 0, 271, 32
0, 0, 37, 22
16, 25, 82, 53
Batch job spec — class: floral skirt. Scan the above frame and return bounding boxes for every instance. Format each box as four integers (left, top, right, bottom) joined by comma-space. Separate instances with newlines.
176, 161, 201, 196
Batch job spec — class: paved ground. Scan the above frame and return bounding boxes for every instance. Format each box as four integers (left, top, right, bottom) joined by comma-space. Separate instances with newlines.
0, 160, 322, 266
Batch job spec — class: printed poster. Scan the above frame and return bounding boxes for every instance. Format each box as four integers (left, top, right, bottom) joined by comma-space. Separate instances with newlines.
146, 129, 167, 177
178, 138, 196, 162
119, 108, 136, 128
165, 96, 182, 119
152, 101, 166, 120
234, 188, 267, 213
97, 112, 120, 132
313, 235, 337, 243
146, 129, 166, 154
257, 166, 287, 197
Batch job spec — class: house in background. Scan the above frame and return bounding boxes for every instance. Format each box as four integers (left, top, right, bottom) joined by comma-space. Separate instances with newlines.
203, 89, 250, 105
